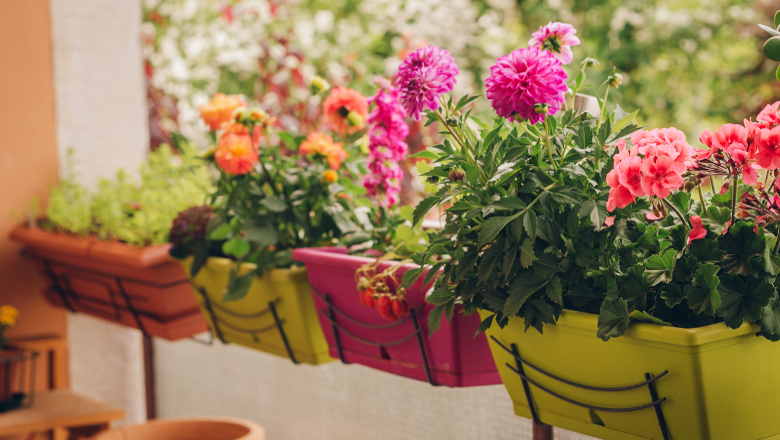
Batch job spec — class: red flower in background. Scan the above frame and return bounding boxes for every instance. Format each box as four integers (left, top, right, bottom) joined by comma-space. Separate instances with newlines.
215, 132, 257, 175
323, 87, 369, 135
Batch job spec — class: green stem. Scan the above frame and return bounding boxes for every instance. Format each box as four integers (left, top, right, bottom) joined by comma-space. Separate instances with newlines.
697, 184, 707, 213
541, 115, 558, 170
597, 87, 610, 131
774, 233, 780, 255
710, 176, 717, 195
765, 171, 772, 186
433, 109, 488, 185
662, 198, 690, 232
729, 174, 738, 228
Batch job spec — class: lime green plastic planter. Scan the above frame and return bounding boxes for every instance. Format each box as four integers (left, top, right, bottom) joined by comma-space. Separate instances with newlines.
481, 309, 780, 440
181, 257, 333, 365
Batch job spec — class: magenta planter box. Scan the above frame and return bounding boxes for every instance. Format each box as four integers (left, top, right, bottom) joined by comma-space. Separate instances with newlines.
292, 247, 500, 387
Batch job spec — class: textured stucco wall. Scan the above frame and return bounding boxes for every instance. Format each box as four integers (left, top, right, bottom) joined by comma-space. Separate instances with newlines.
49, 0, 149, 426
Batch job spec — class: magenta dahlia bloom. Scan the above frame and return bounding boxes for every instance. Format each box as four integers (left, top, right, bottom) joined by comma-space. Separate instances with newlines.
528, 22, 581, 65
395, 46, 459, 121
485, 47, 568, 124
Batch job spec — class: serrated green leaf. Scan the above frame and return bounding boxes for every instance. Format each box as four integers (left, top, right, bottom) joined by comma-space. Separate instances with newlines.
492, 196, 526, 210
687, 239, 721, 263
519, 238, 537, 268
629, 310, 672, 326
427, 303, 447, 336
475, 313, 495, 336
597, 298, 630, 341
523, 210, 538, 239
455, 250, 479, 282
719, 222, 765, 275
413, 196, 441, 226
760, 297, 780, 341
533, 253, 564, 278
478, 241, 504, 282
478, 212, 523, 249
545, 276, 563, 305
400, 267, 424, 289
716, 273, 775, 329
660, 282, 691, 308
644, 248, 677, 286
688, 264, 721, 316
504, 271, 547, 316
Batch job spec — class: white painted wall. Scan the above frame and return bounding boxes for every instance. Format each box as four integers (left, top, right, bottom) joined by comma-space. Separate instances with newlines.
49, 0, 149, 426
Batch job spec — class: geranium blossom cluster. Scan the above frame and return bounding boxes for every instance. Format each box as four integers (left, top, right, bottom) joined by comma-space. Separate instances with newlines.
606, 128, 695, 212
364, 80, 410, 207
198, 93, 260, 175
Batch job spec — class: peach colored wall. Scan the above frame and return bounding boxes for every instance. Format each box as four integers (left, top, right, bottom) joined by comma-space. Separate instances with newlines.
0, 0, 66, 340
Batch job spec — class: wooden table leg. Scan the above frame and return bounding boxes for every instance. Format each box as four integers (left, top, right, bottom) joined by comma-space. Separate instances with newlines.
65, 424, 108, 440
533, 424, 554, 440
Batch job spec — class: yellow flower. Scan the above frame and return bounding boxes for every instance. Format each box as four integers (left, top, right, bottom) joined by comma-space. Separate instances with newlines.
0, 305, 18, 327
323, 169, 338, 184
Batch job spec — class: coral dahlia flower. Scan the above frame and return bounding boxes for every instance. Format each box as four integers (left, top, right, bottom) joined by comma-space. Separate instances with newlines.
528, 22, 581, 65
199, 93, 247, 131
485, 47, 567, 124
323, 87, 369, 135
215, 132, 258, 175
300, 132, 348, 170
396, 46, 459, 121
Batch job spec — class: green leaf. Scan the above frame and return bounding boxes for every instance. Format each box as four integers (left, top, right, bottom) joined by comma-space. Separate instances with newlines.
523, 210, 538, 239
210, 224, 232, 240
764, 237, 780, 276
413, 196, 441, 226
597, 298, 630, 341
475, 313, 495, 336
478, 212, 523, 249
775, 10, 780, 29
408, 150, 439, 161
687, 264, 721, 316
759, 297, 780, 342
260, 196, 288, 213
502, 246, 517, 284
611, 108, 639, 135
533, 253, 564, 278
764, 36, 780, 62
478, 241, 504, 282
427, 303, 447, 336
222, 236, 250, 258
400, 267, 424, 289
660, 282, 690, 308
545, 276, 563, 305
223, 270, 254, 301
504, 271, 547, 316
454, 250, 479, 281
687, 239, 721, 263
701, 206, 731, 235
716, 273, 776, 329
492, 196, 526, 210
244, 223, 278, 247
190, 244, 209, 278
618, 264, 649, 311
629, 310, 672, 326
519, 238, 537, 268
536, 218, 561, 246
719, 222, 765, 275
673, 255, 698, 282
644, 248, 677, 286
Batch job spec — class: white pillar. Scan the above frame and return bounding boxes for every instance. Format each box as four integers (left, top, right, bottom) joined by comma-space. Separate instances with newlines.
49, 0, 149, 426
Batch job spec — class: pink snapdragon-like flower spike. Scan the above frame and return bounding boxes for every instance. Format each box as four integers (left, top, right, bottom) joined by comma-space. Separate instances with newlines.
755, 126, 780, 170
689, 216, 707, 244
396, 46, 459, 121
528, 22, 581, 65
640, 152, 685, 199
757, 101, 780, 127
485, 47, 568, 124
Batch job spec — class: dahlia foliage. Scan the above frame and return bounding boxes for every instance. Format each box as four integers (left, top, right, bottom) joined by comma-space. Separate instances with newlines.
399, 13, 780, 343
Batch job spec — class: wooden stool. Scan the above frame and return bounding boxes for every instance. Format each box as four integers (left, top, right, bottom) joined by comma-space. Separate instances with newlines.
0, 390, 124, 440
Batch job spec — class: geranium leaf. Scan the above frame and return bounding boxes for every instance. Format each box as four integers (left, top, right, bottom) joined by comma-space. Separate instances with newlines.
597, 298, 630, 341
660, 282, 691, 308
716, 273, 776, 329
701, 206, 731, 235
504, 271, 547, 316
223, 270, 254, 301
764, 237, 780, 276
629, 310, 672, 326
222, 236, 250, 258
619, 264, 649, 311
687, 239, 721, 263
719, 222, 765, 275
673, 255, 698, 282
759, 297, 780, 342
644, 248, 677, 286
687, 264, 721, 316
260, 195, 288, 213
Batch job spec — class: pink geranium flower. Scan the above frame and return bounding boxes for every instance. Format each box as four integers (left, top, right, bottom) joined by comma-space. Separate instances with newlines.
711, 124, 748, 156
528, 22, 581, 65
485, 47, 568, 124
757, 101, 780, 127
606, 168, 636, 212
640, 152, 685, 199
755, 126, 780, 170
689, 216, 707, 243
396, 46, 459, 121
616, 156, 645, 197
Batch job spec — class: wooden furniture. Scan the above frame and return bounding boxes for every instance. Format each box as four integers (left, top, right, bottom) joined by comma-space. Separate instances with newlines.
0, 389, 124, 440
9, 336, 68, 392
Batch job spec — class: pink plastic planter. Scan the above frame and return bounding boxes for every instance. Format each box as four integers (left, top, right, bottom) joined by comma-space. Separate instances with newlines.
292, 247, 500, 387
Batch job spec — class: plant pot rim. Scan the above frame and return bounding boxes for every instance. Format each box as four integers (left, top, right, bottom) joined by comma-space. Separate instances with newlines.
9, 225, 172, 269
292, 247, 423, 272
181, 256, 307, 282
94, 416, 265, 440
486, 308, 760, 348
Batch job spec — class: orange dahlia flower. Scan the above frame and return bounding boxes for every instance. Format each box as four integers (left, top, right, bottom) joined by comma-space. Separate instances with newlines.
199, 93, 247, 131
222, 122, 263, 145
322, 87, 368, 135
323, 169, 338, 183
215, 132, 258, 175
300, 132, 348, 170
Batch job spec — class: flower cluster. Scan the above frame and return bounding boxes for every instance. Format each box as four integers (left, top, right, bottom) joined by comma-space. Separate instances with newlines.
299, 132, 349, 171
528, 22, 581, 65
198, 93, 247, 131
606, 128, 694, 212
0, 306, 17, 328
363, 80, 410, 207
323, 87, 369, 135
396, 46, 459, 121
485, 46, 568, 124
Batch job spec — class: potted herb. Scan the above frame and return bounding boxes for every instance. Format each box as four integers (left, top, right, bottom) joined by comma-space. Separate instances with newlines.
292, 79, 500, 386
171, 84, 369, 365
404, 16, 780, 440
10, 146, 211, 340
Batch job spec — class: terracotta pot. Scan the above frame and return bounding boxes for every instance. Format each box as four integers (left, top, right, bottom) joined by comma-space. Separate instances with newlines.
292, 247, 501, 387
90, 417, 265, 440
10, 226, 207, 340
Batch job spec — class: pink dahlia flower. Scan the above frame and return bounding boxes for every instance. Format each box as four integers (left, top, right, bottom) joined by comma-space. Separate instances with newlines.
528, 22, 581, 65
485, 47, 568, 124
396, 46, 459, 121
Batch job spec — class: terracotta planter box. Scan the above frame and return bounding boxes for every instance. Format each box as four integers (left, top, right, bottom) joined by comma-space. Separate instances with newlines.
292, 247, 501, 387
10, 226, 207, 340
91, 417, 265, 440
481, 309, 780, 440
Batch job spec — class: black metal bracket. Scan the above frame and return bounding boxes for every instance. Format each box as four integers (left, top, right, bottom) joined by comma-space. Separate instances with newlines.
192, 283, 298, 364
310, 285, 440, 387
489, 336, 670, 440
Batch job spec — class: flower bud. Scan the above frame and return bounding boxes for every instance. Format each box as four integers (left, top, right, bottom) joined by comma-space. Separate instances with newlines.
201, 146, 217, 160
581, 57, 600, 68
310, 75, 331, 94
446, 117, 459, 126
449, 168, 466, 182
357, 135, 370, 155
426, 175, 440, 184
774, 170, 780, 179
235, 108, 272, 126
534, 103, 549, 115
608, 73, 624, 88
580, 112, 592, 121
684, 180, 696, 192
347, 110, 365, 129
323, 169, 338, 184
